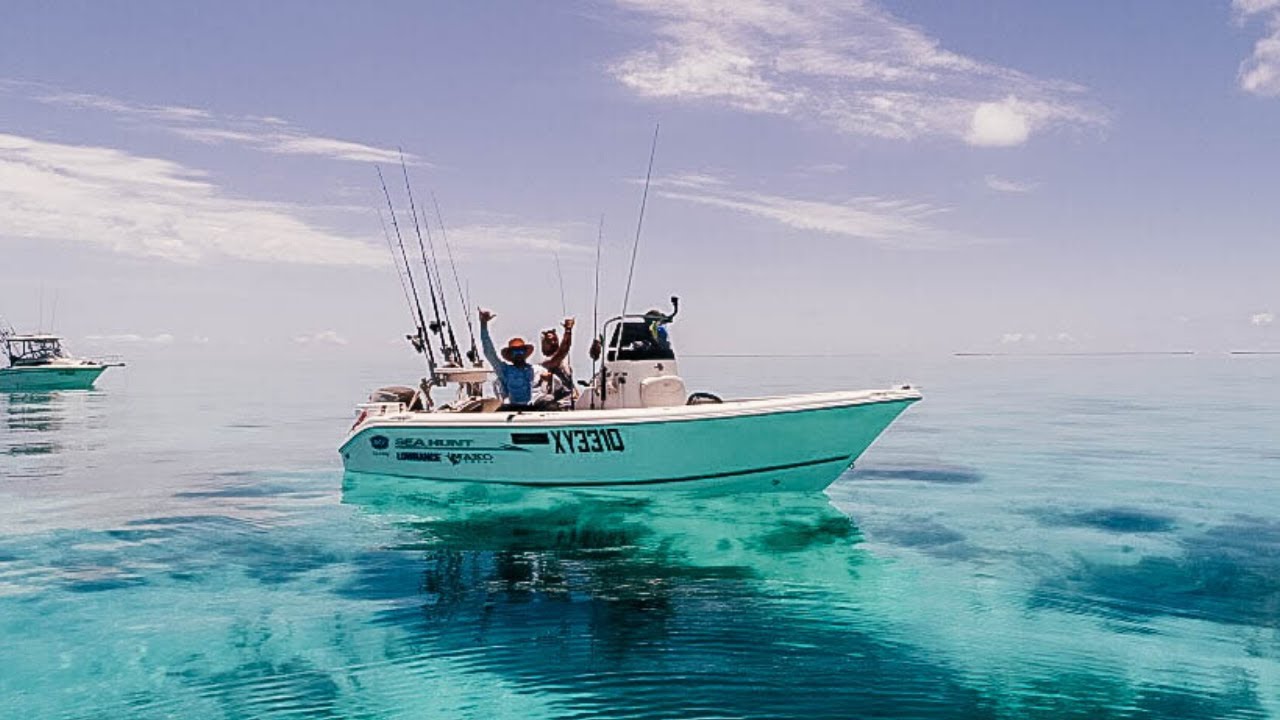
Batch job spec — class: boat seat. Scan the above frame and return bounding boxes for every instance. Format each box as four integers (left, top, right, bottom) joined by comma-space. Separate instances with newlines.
454, 397, 502, 413
640, 375, 687, 408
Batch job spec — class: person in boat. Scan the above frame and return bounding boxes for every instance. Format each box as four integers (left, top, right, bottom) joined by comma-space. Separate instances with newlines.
478, 309, 537, 410
588, 307, 674, 361
537, 317, 576, 405
642, 308, 673, 352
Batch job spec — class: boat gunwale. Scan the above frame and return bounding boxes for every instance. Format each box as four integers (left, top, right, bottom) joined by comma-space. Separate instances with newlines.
341, 388, 921, 451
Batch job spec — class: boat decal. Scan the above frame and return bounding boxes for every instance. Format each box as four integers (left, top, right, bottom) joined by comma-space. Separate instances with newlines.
389, 435, 529, 450
369, 435, 389, 450
396, 451, 442, 462
551, 428, 625, 454
445, 452, 495, 465
510, 432, 550, 445
395, 450, 499, 464
395, 437, 477, 449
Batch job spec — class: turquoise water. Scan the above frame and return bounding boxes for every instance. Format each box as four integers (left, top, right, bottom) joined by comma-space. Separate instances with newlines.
2, 354, 1278, 718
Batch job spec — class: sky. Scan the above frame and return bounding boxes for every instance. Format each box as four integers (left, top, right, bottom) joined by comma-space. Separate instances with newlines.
1, 0, 1279, 362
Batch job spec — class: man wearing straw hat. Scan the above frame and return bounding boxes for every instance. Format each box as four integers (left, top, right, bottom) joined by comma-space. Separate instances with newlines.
479, 309, 537, 410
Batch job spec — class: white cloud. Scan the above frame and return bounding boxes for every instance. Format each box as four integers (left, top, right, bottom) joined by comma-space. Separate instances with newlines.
652, 174, 972, 247
1000, 331, 1072, 344
84, 333, 175, 345
967, 97, 1030, 146
797, 162, 846, 175
445, 224, 593, 258
1235, 0, 1280, 95
23, 84, 413, 164
984, 174, 1038, 194
610, 0, 1104, 145
294, 330, 349, 345
1252, 311, 1275, 326
0, 133, 385, 265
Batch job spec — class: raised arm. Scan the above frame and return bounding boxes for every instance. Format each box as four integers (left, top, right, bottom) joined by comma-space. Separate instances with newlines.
548, 317, 574, 366
479, 310, 502, 368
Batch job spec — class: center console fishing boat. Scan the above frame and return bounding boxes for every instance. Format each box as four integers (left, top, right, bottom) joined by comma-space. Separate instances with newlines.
340, 300, 920, 492
342, 154, 918, 493
0, 326, 124, 392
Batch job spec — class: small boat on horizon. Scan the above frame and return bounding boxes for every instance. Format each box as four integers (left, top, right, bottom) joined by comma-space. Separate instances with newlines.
0, 327, 124, 392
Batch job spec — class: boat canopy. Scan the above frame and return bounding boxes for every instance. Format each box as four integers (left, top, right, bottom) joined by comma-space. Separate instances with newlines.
4, 335, 67, 366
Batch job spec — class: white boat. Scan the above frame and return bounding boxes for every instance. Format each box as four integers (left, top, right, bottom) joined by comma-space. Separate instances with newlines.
341, 306, 920, 492
0, 330, 123, 392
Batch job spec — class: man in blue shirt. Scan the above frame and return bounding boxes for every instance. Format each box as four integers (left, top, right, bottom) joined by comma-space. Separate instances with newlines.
479, 309, 535, 409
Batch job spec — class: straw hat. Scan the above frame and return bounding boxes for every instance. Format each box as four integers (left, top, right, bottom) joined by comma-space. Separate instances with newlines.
500, 337, 532, 362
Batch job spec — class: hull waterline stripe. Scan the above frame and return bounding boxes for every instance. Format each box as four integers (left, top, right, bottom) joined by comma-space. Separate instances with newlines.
347, 454, 852, 488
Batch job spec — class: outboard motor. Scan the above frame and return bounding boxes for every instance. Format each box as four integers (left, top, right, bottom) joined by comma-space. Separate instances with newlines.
368, 385, 426, 412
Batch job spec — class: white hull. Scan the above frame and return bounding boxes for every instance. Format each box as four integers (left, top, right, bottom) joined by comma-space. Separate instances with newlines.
340, 388, 920, 492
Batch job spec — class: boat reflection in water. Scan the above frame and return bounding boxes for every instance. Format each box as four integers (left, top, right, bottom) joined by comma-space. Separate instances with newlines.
2, 391, 86, 464
338, 472, 1005, 719
342, 470, 867, 563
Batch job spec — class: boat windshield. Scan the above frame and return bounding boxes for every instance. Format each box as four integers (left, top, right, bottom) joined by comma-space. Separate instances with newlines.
604, 319, 675, 362
6, 337, 66, 366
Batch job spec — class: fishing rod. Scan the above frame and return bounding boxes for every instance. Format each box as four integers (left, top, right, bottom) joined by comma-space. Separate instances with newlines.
416, 192, 462, 366
375, 206, 419, 331
553, 252, 568, 317
401, 153, 461, 365
398, 151, 457, 366
431, 191, 479, 365
589, 214, 604, 409
377, 165, 437, 377
602, 123, 660, 404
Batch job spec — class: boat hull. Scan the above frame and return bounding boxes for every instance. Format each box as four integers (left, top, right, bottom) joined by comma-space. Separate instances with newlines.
0, 365, 107, 392
339, 389, 919, 492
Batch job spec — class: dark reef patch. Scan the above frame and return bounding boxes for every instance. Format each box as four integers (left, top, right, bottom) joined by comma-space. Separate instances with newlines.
1031, 515, 1280, 630
849, 464, 983, 485
1036, 506, 1176, 534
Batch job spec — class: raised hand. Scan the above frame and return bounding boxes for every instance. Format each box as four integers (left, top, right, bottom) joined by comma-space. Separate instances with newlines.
563, 317, 575, 330
479, 309, 495, 324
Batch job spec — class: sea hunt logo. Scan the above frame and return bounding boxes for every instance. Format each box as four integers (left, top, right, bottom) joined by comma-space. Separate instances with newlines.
447, 453, 494, 465
551, 429, 626, 455
394, 438, 475, 449
397, 451, 442, 463
370, 435, 390, 450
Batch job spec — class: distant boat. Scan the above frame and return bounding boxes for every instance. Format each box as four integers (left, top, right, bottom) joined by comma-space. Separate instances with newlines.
0, 329, 123, 392
341, 302, 920, 493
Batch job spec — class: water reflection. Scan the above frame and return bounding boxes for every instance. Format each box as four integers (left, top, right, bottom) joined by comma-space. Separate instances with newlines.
339, 475, 1009, 718
5, 391, 69, 433
3, 392, 72, 470
342, 472, 869, 570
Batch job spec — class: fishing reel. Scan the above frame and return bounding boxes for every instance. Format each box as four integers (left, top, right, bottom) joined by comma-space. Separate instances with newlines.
406, 332, 426, 354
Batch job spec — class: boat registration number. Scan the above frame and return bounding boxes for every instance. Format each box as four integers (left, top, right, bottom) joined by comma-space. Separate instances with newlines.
551, 429, 625, 454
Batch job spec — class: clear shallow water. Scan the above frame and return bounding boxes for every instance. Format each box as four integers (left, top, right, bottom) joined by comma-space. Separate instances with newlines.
1, 354, 1278, 719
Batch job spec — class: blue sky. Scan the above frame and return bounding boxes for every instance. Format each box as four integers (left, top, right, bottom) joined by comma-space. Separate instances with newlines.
1, 0, 1278, 359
